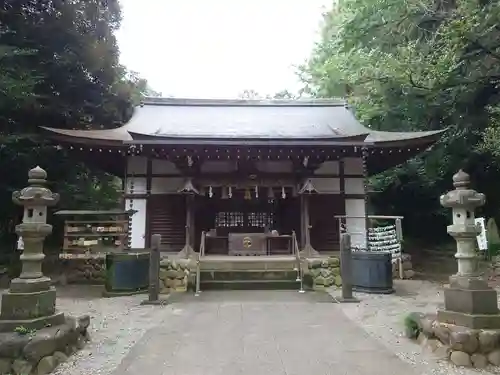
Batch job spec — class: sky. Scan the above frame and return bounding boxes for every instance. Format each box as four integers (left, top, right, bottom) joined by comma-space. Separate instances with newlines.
115, 0, 331, 98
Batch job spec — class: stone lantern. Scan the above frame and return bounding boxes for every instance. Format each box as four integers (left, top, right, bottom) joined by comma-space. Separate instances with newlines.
0, 166, 65, 331
438, 169, 500, 328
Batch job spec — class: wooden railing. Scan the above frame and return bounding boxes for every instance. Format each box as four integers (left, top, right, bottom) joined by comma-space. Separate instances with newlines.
292, 231, 305, 293
195, 231, 206, 296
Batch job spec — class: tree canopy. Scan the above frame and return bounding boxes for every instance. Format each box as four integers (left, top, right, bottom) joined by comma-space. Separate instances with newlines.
301, 0, 500, 240
0, 0, 157, 245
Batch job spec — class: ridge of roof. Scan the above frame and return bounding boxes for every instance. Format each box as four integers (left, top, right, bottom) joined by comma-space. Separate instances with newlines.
140, 97, 347, 107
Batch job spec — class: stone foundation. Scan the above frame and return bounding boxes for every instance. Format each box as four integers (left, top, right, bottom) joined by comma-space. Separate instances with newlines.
57, 259, 106, 285
159, 258, 194, 293
406, 312, 500, 368
0, 314, 90, 375
304, 257, 342, 289
393, 254, 415, 279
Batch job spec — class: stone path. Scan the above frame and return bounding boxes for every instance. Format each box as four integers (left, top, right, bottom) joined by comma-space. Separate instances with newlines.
111, 290, 418, 375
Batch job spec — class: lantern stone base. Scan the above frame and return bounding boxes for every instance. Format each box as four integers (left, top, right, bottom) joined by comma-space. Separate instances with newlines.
0, 287, 65, 332
437, 275, 500, 329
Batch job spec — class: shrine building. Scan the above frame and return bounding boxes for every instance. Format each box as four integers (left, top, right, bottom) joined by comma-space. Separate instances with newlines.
42, 98, 443, 258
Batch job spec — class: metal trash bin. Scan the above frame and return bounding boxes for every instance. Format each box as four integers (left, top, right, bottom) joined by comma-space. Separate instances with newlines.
351, 251, 394, 294
105, 252, 150, 295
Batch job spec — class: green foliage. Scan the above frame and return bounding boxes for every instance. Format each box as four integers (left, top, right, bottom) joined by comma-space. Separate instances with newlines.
301, 0, 500, 241
14, 325, 35, 336
0, 0, 157, 253
403, 314, 420, 339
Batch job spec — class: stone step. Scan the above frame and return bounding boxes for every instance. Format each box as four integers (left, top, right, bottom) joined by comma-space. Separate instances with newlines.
200, 260, 298, 272
200, 279, 301, 291
200, 270, 299, 282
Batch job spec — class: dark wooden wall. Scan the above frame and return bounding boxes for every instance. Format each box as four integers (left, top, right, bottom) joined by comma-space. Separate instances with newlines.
147, 194, 344, 253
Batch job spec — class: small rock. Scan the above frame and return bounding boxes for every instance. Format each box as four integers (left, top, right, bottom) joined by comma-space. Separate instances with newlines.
420, 316, 435, 338
76, 315, 90, 333
417, 332, 427, 345
488, 349, 500, 366
12, 358, 32, 375
76, 336, 86, 350
432, 344, 451, 361
36, 356, 56, 375
334, 275, 342, 286
403, 270, 415, 279
424, 338, 441, 353
53, 351, 68, 365
471, 353, 488, 369
450, 351, 472, 367
327, 257, 340, 267
432, 322, 450, 344
0, 358, 11, 374
479, 330, 500, 353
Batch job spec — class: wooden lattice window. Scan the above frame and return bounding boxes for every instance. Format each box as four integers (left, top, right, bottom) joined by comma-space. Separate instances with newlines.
216, 212, 244, 228
247, 212, 274, 229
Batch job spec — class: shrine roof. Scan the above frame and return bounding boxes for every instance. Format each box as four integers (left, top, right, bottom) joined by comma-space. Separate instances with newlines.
41, 97, 445, 146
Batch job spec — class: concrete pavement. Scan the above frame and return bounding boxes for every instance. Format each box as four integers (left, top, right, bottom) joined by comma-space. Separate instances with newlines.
112, 290, 419, 375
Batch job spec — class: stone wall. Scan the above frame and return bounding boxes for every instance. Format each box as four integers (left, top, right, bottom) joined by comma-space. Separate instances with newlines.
0, 315, 89, 375
57, 259, 106, 285
406, 312, 500, 369
158, 258, 194, 293
304, 257, 342, 289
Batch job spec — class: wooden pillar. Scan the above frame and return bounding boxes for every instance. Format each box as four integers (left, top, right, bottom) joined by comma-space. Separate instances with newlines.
145, 157, 153, 248
179, 194, 196, 258
361, 147, 370, 249
339, 158, 346, 245
299, 193, 318, 257
300, 195, 306, 249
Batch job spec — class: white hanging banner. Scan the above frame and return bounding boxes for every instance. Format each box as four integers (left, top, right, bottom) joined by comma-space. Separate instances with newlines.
475, 217, 488, 251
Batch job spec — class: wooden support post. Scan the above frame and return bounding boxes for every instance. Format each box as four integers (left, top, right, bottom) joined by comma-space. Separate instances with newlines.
300, 194, 318, 258
335, 233, 359, 303
395, 218, 404, 279
179, 194, 196, 258
141, 234, 169, 305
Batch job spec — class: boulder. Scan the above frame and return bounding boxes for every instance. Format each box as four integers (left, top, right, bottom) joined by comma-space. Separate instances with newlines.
450, 328, 479, 354
36, 356, 56, 375
450, 351, 472, 367
23, 333, 57, 364
0, 358, 11, 375
12, 358, 32, 375
478, 330, 500, 353
471, 353, 488, 369
53, 351, 68, 365
0, 333, 30, 358
488, 349, 500, 366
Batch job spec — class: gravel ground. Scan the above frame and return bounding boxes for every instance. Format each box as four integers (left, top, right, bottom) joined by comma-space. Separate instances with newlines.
52, 286, 171, 375
330, 280, 500, 375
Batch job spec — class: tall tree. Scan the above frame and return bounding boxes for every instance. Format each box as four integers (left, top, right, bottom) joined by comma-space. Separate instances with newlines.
301, 0, 500, 240
0, 0, 158, 244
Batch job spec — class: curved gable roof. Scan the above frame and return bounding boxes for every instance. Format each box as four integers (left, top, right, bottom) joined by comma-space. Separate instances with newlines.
42, 97, 445, 146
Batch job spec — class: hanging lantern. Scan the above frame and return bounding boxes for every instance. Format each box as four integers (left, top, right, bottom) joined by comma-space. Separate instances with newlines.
208, 186, 213, 198
267, 186, 274, 199
228, 186, 233, 199
244, 188, 252, 200
255, 186, 259, 198
281, 186, 286, 199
